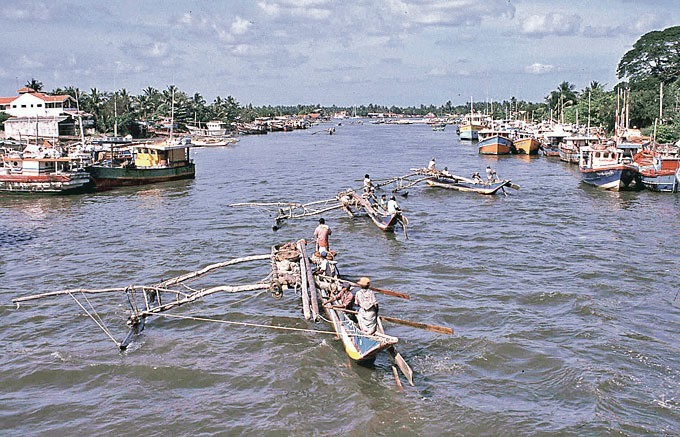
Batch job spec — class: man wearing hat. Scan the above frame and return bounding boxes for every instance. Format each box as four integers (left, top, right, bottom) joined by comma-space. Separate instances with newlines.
314, 218, 331, 252
354, 277, 378, 334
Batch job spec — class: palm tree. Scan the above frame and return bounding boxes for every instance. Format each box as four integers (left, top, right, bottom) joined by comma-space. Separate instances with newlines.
24, 78, 43, 92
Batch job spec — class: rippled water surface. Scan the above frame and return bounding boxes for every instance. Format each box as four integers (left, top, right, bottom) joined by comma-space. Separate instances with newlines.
1, 122, 679, 435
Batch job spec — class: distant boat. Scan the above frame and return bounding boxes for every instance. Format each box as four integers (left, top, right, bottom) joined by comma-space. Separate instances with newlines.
0, 143, 91, 194
186, 120, 229, 137
579, 143, 640, 190
559, 136, 599, 164
540, 129, 569, 157
86, 137, 195, 190
633, 147, 680, 192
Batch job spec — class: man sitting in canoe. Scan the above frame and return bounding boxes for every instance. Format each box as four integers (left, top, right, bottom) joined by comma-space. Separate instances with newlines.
355, 277, 378, 334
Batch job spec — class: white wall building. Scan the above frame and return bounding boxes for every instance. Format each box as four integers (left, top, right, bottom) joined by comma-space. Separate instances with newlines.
0, 87, 79, 140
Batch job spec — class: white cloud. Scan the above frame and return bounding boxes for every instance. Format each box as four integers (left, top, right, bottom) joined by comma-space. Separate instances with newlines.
520, 13, 581, 37
18, 55, 43, 69
147, 42, 168, 58
525, 63, 555, 74
258, 1, 280, 16
231, 16, 252, 35
290, 7, 330, 20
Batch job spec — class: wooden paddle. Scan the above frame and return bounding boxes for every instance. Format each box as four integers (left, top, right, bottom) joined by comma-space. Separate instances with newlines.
328, 305, 453, 335
328, 275, 410, 300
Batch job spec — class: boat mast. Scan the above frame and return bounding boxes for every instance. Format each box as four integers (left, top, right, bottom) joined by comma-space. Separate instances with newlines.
113, 91, 118, 137
170, 87, 175, 141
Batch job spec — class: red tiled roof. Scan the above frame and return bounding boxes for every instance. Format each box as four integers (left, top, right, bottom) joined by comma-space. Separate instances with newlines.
17, 87, 36, 93
0, 97, 15, 104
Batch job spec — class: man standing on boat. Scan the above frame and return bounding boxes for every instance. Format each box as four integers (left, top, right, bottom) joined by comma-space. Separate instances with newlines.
363, 174, 374, 197
428, 157, 436, 171
314, 218, 331, 252
387, 195, 401, 216
355, 277, 378, 334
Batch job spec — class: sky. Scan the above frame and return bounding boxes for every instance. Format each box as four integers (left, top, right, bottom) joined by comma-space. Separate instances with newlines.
0, 0, 677, 107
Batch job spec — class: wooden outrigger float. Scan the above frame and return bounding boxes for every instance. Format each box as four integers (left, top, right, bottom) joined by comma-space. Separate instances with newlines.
11, 240, 453, 387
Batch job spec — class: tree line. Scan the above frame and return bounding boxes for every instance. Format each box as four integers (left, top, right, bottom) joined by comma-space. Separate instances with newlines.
11, 26, 680, 142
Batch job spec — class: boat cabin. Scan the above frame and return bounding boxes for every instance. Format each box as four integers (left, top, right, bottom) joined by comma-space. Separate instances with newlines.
579, 144, 622, 169
133, 140, 191, 168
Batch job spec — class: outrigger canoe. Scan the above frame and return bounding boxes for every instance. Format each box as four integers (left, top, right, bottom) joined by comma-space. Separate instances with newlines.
299, 243, 413, 385
340, 190, 407, 233
426, 175, 513, 195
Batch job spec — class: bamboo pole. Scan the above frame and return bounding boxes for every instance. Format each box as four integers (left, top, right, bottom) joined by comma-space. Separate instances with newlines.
13, 287, 128, 304
158, 254, 270, 287
133, 283, 270, 318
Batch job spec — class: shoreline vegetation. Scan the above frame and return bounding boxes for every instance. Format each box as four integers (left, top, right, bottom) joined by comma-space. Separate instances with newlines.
3, 26, 679, 143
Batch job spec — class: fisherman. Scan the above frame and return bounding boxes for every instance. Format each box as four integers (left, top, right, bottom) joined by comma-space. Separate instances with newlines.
363, 174, 374, 196
486, 165, 494, 182
354, 277, 378, 334
317, 250, 339, 277
314, 218, 331, 252
472, 172, 483, 184
442, 166, 451, 177
378, 194, 388, 212
428, 157, 436, 171
387, 195, 401, 215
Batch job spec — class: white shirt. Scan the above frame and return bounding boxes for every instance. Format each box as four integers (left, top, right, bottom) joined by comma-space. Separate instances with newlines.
387, 199, 400, 215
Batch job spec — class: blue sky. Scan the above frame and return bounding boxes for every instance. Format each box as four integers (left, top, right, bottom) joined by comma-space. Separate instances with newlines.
0, 0, 677, 106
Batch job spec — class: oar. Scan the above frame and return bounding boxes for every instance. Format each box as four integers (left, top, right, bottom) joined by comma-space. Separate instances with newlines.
327, 306, 453, 335
331, 275, 410, 300
509, 182, 521, 190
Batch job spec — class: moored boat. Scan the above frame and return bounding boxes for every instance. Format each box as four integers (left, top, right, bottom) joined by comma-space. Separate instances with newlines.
633, 148, 680, 192
0, 143, 91, 194
579, 142, 640, 191
478, 132, 514, 155
513, 136, 540, 155
559, 136, 599, 164
86, 137, 195, 190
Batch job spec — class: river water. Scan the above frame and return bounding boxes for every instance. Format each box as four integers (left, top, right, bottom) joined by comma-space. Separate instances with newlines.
1, 121, 678, 435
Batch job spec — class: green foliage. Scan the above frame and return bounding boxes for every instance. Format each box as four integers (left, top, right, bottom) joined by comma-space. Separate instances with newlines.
617, 26, 680, 84
25, 78, 44, 92
0, 111, 10, 130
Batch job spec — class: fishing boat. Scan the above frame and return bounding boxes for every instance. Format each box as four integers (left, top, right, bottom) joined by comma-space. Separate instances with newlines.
633, 147, 680, 192
186, 120, 229, 137
478, 129, 514, 155
458, 99, 488, 140
541, 130, 569, 157
579, 142, 641, 190
559, 136, 599, 164
190, 136, 237, 147
0, 142, 91, 194
86, 137, 195, 190
425, 172, 514, 195
513, 136, 541, 155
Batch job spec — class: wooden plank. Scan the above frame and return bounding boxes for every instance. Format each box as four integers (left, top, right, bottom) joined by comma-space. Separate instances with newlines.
297, 241, 312, 320
298, 241, 319, 321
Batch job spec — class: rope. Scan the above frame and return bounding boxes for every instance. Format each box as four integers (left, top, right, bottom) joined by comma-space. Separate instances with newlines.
156, 313, 339, 335
68, 293, 120, 348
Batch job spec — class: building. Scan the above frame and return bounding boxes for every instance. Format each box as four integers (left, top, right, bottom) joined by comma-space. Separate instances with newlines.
0, 87, 85, 140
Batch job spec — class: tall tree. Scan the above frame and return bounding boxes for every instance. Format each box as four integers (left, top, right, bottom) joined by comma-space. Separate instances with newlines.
617, 26, 680, 84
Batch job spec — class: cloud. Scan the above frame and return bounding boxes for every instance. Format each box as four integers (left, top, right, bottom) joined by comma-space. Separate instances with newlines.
525, 63, 555, 74
582, 12, 662, 38
383, 0, 515, 29
18, 55, 44, 69
231, 16, 252, 35
519, 13, 581, 37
